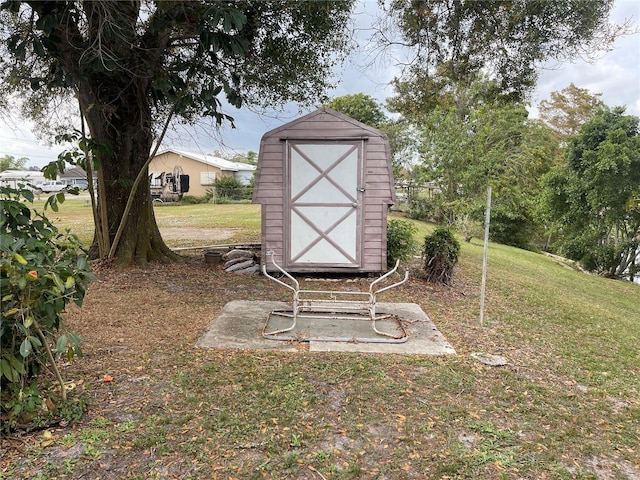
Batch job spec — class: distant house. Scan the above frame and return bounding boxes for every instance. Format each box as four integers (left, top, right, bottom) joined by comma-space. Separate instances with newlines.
0, 169, 46, 189
150, 148, 256, 197
60, 167, 96, 189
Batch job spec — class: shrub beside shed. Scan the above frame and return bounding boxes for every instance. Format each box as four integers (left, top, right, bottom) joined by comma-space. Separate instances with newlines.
253, 107, 396, 273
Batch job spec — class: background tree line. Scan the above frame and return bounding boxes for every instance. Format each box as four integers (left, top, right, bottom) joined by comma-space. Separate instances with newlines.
327, 82, 639, 282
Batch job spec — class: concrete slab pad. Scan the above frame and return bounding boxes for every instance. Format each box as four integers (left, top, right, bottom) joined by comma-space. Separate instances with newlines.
263, 309, 409, 343
196, 300, 456, 355
195, 301, 299, 352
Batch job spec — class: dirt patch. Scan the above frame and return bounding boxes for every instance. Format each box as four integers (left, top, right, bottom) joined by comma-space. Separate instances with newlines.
160, 227, 239, 241
567, 456, 640, 480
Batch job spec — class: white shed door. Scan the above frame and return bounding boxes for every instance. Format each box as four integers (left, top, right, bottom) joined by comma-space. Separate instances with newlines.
287, 141, 361, 267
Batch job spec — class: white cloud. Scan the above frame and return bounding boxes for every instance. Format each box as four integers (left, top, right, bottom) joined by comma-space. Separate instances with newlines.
0, 115, 65, 168
533, 0, 640, 114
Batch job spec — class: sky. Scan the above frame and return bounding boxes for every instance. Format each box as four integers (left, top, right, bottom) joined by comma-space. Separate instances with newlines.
1, 0, 639, 168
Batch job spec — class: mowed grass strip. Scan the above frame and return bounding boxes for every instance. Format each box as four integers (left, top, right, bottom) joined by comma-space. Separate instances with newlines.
7, 199, 638, 479
32, 195, 261, 246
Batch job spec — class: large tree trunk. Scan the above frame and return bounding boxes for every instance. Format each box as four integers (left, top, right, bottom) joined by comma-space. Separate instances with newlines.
78, 82, 178, 266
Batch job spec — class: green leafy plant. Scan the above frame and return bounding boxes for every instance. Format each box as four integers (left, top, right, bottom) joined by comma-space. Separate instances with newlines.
1, 381, 41, 426
211, 177, 252, 202
407, 196, 446, 223
454, 213, 483, 243
386, 219, 418, 267
1, 184, 94, 429
422, 227, 460, 284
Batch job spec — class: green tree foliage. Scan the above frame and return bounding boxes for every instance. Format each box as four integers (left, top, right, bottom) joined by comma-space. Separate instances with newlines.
0, 1, 355, 265
538, 83, 605, 139
379, 118, 419, 182
382, 0, 622, 110
1, 185, 93, 429
386, 219, 417, 267
0, 154, 28, 172
422, 227, 460, 285
535, 84, 606, 248
541, 107, 640, 279
232, 151, 257, 166
212, 176, 251, 202
388, 70, 514, 123
415, 90, 560, 248
327, 93, 387, 127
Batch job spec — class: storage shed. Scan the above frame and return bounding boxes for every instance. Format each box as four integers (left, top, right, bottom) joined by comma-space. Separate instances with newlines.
253, 107, 396, 273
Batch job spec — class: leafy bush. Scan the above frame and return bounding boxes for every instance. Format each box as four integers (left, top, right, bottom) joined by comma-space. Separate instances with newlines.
212, 176, 252, 202
454, 214, 483, 243
487, 200, 538, 249
563, 234, 629, 277
1, 185, 94, 430
386, 219, 417, 267
422, 227, 460, 284
407, 195, 449, 223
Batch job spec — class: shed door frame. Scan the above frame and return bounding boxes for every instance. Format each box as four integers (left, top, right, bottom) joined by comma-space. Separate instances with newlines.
285, 139, 364, 269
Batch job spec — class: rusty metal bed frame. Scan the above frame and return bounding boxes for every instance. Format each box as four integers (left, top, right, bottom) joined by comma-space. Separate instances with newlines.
261, 252, 410, 343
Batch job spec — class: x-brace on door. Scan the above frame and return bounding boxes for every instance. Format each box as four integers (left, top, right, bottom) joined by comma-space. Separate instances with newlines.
286, 141, 363, 268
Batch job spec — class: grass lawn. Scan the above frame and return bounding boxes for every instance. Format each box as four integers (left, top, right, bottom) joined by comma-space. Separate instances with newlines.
1, 200, 639, 479
33, 196, 262, 246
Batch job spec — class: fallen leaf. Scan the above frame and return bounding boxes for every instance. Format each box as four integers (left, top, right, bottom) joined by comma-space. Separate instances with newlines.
41, 430, 55, 447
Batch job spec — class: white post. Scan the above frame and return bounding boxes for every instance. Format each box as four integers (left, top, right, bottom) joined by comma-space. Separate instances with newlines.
480, 186, 492, 326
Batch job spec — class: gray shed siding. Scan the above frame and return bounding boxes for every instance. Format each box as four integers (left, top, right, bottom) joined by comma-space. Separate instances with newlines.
253, 108, 396, 273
